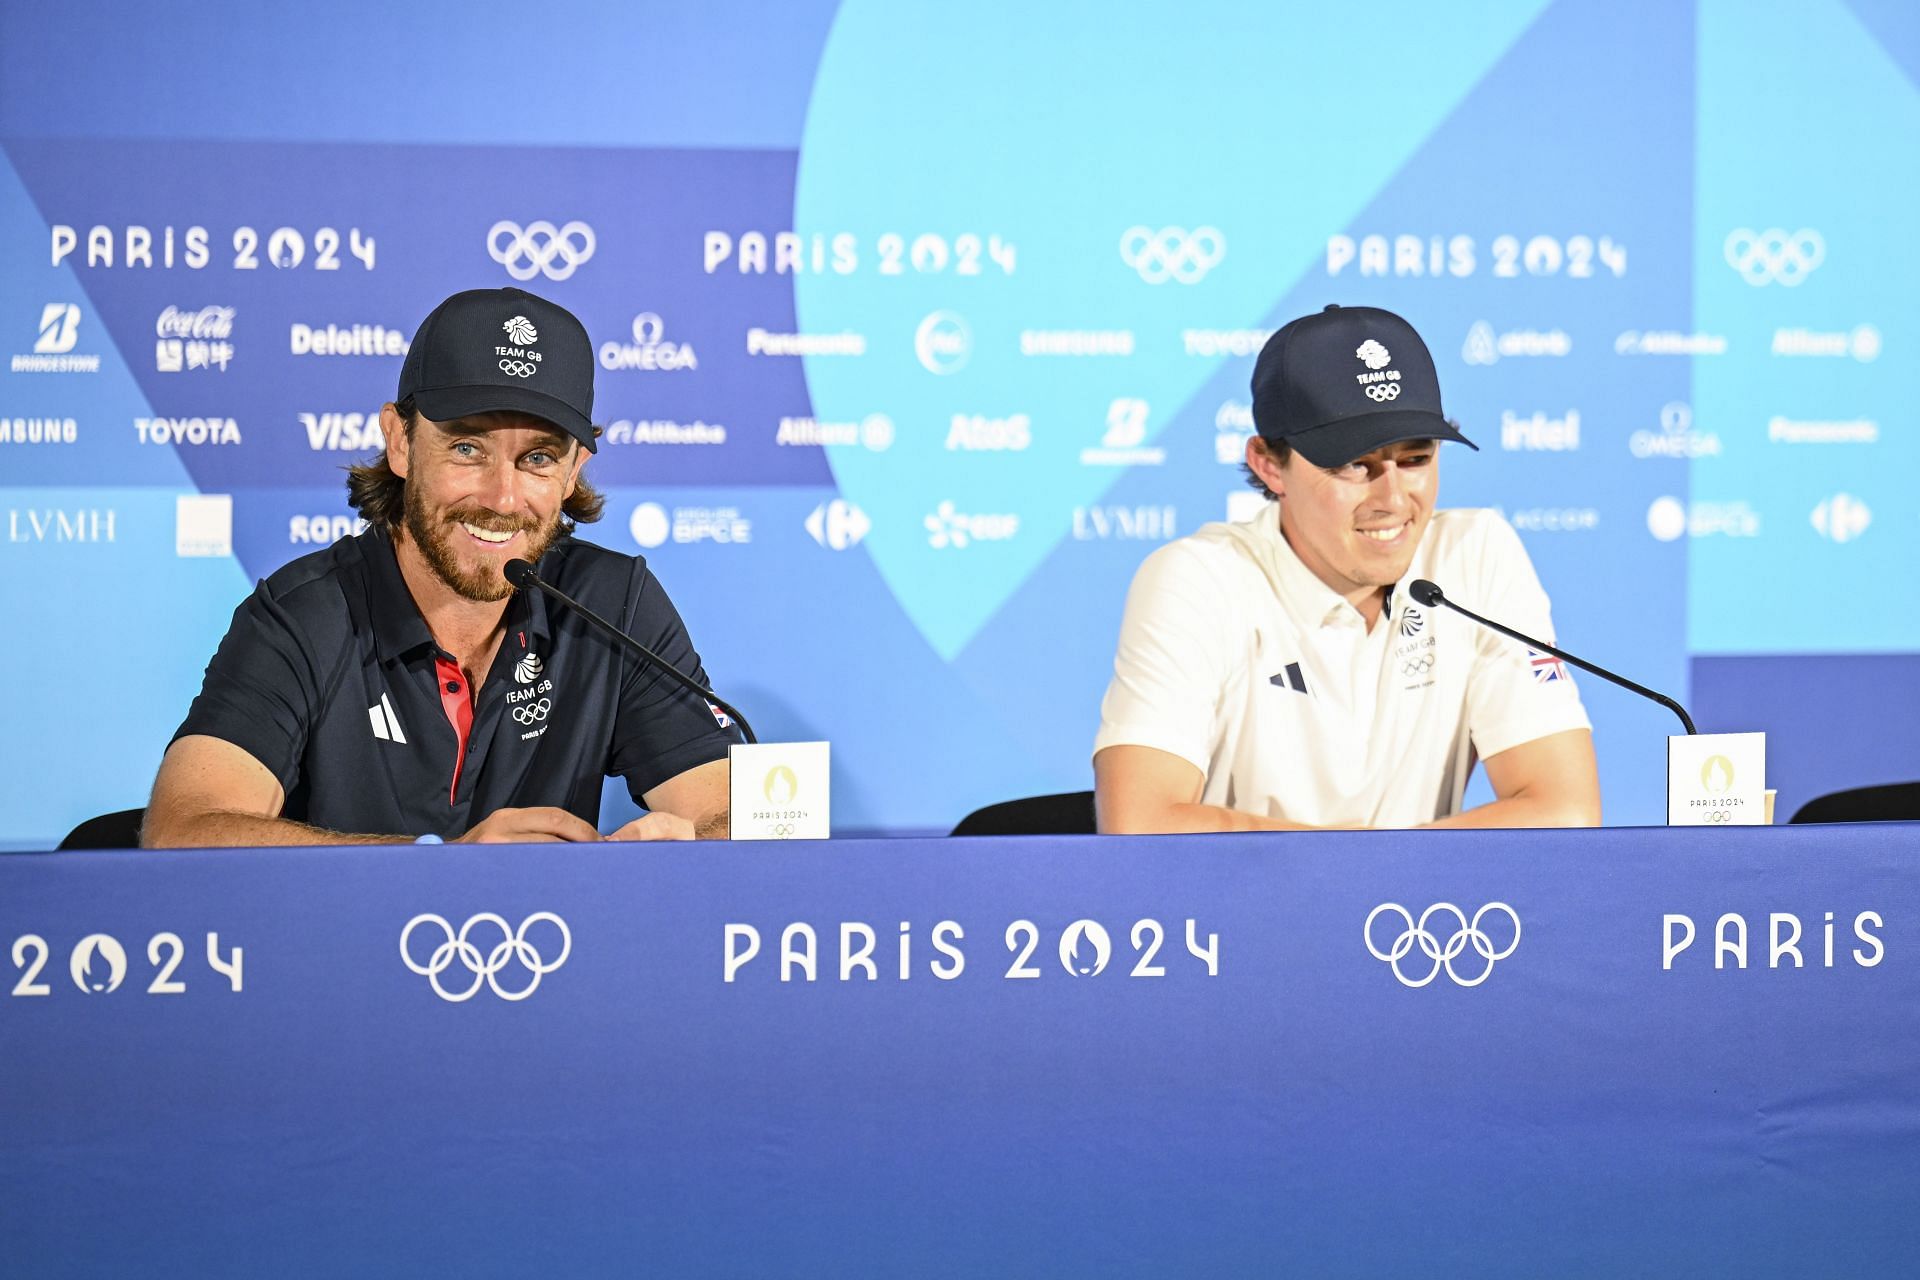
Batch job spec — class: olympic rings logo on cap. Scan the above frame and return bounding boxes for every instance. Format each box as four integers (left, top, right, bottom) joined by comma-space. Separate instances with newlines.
1364, 902, 1520, 988
1723, 227, 1824, 287
400, 912, 572, 1002
1364, 382, 1402, 402
488, 219, 597, 282
511, 698, 551, 725
498, 359, 537, 378
1119, 225, 1225, 284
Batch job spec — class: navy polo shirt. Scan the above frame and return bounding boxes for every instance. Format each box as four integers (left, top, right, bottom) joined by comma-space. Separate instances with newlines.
173, 524, 735, 838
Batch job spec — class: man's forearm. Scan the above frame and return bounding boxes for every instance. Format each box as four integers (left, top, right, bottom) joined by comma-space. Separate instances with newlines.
142, 808, 408, 849
1419, 791, 1600, 830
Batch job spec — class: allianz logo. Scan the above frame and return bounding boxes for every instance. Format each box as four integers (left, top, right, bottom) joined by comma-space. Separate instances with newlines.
1662, 910, 1884, 970
723, 917, 1220, 983
300, 412, 386, 452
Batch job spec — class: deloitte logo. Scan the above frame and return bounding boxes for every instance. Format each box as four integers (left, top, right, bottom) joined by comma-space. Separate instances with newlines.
915, 310, 970, 375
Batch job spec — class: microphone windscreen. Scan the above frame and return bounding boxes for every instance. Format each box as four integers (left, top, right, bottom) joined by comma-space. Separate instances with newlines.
1410, 579, 1444, 608
503, 558, 536, 587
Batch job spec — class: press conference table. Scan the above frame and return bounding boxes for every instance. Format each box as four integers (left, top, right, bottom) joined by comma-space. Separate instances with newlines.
4, 824, 1917, 1277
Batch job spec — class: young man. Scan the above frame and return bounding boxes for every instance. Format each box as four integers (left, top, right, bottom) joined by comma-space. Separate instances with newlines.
1094, 304, 1599, 833
144, 287, 734, 846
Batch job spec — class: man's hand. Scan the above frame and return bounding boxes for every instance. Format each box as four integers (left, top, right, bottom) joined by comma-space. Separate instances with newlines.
605, 812, 697, 842
455, 806, 603, 844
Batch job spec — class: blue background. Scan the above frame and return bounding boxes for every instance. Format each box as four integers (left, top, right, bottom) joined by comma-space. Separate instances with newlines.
1, 0, 1916, 843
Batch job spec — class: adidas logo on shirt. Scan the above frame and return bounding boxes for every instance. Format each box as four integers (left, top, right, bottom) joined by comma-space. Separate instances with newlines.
1269, 662, 1310, 696
368, 692, 407, 744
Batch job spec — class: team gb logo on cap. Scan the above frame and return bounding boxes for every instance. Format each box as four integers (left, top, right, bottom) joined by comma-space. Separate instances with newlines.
1354, 338, 1402, 400
503, 315, 539, 346
497, 315, 543, 379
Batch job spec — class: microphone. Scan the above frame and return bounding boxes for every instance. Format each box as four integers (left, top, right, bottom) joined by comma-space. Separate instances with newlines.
1408, 578, 1696, 734
504, 557, 756, 744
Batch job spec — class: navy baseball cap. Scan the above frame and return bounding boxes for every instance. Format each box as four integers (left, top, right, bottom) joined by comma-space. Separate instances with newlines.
1250, 304, 1476, 467
397, 287, 597, 452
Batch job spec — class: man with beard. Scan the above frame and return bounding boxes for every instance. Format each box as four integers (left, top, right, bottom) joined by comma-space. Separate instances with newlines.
1093, 304, 1599, 832
143, 288, 733, 846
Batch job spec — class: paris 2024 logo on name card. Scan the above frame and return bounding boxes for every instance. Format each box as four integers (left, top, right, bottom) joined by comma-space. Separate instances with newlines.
1668, 732, 1766, 826
729, 742, 831, 840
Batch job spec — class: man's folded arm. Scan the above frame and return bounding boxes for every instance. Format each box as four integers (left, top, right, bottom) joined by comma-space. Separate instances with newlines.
1094, 744, 1330, 834
1418, 727, 1600, 829
142, 735, 604, 847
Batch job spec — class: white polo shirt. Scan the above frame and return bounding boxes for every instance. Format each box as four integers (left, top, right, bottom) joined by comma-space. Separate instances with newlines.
1093, 504, 1590, 828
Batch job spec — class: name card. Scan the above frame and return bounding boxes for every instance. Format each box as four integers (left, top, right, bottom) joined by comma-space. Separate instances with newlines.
729, 741, 830, 840
1668, 732, 1766, 826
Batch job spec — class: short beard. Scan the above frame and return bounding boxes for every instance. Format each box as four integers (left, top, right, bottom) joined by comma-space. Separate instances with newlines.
401, 481, 561, 603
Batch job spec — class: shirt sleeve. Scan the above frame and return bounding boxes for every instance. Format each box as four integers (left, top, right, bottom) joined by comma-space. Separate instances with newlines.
172, 582, 322, 793
1461, 513, 1592, 761
607, 561, 737, 801
1092, 541, 1239, 773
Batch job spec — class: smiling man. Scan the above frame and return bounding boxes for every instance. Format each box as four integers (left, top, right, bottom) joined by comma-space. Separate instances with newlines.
1093, 304, 1599, 832
144, 287, 734, 847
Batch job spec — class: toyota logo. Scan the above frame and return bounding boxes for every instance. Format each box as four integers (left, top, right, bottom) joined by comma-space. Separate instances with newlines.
512, 697, 551, 725
400, 912, 572, 1002
488, 219, 597, 282
1364, 902, 1520, 988
1723, 227, 1824, 287
499, 358, 537, 378
1119, 225, 1225, 284
1364, 383, 1402, 402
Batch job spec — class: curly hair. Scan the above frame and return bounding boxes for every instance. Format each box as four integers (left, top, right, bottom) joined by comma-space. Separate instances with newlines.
346, 396, 605, 529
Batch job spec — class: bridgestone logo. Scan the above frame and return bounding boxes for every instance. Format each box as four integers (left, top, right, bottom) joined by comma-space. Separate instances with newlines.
10, 354, 99, 373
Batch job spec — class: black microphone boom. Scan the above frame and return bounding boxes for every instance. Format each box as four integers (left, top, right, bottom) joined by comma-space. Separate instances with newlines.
504, 558, 756, 744
1408, 578, 1695, 735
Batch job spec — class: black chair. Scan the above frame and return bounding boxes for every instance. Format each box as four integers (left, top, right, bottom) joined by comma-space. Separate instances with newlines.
951, 791, 1096, 836
1788, 783, 1920, 825
57, 808, 147, 850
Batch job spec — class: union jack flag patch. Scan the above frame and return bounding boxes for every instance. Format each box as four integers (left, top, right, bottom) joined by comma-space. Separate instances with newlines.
1529, 649, 1570, 684
706, 700, 733, 728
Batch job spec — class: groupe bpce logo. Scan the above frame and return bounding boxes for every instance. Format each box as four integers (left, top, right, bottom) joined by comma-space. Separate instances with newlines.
1723, 228, 1824, 287
1364, 902, 1521, 987
1120, 225, 1225, 284
400, 912, 571, 1002
488, 220, 597, 282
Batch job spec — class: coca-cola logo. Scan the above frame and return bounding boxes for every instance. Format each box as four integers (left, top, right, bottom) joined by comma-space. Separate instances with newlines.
156, 305, 235, 340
